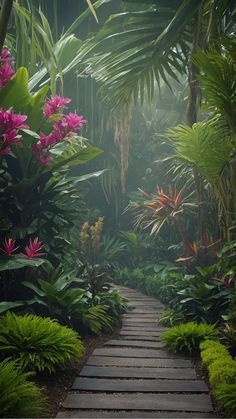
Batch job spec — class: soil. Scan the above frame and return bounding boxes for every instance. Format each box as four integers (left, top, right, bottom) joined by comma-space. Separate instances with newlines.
34, 327, 121, 418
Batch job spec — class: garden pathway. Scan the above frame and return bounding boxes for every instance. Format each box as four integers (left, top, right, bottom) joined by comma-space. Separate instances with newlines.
57, 285, 214, 418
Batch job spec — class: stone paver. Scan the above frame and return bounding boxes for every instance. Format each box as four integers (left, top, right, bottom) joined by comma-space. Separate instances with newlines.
57, 285, 214, 418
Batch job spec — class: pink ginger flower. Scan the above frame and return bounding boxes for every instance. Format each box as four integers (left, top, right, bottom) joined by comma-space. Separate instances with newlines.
1, 49, 14, 63
0, 49, 15, 89
0, 63, 15, 89
1, 238, 18, 255
24, 238, 45, 258
0, 108, 28, 132
0, 146, 11, 156
43, 95, 71, 119
0, 108, 28, 156
54, 113, 86, 136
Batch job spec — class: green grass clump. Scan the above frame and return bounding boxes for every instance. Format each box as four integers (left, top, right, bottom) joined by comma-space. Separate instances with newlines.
161, 322, 218, 354
0, 359, 48, 418
0, 312, 85, 373
214, 383, 236, 417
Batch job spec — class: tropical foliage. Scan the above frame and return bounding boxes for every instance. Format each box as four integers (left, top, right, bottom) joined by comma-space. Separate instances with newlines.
0, 359, 49, 418
1, 1, 236, 417
0, 312, 85, 373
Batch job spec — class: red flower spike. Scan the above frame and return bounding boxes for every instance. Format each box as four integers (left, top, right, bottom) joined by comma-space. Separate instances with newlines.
1, 238, 18, 256
24, 238, 45, 258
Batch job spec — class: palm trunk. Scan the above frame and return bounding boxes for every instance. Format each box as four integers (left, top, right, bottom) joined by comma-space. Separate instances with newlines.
0, 0, 14, 52
186, 6, 205, 243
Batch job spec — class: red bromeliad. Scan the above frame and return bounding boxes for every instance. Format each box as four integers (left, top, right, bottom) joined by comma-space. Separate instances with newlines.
24, 238, 45, 258
128, 185, 197, 254
176, 235, 221, 266
1, 238, 18, 256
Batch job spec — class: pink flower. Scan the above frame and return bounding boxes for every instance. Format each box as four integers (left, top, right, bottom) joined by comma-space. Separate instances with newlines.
2, 129, 19, 144
24, 238, 45, 258
1, 49, 14, 63
43, 95, 71, 119
54, 113, 86, 135
0, 49, 15, 89
0, 63, 15, 89
1, 238, 18, 255
0, 146, 11, 156
0, 108, 28, 132
0, 108, 28, 156
33, 147, 53, 166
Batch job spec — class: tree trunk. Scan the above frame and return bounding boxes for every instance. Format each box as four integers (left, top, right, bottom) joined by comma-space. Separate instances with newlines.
186, 6, 205, 242
0, 0, 14, 52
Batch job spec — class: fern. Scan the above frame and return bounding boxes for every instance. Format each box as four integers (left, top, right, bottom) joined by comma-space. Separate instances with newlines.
0, 359, 48, 417
0, 312, 84, 373
161, 322, 218, 354
80, 304, 114, 335
214, 383, 236, 417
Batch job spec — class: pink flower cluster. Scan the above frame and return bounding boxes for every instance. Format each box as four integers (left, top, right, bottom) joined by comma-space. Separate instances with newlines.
1, 237, 45, 259
0, 49, 86, 165
0, 49, 15, 89
0, 107, 28, 156
34, 96, 86, 165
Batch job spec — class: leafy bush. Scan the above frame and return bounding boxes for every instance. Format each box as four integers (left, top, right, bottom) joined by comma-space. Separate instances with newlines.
221, 323, 236, 353
114, 267, 146, 289
200, 338, 236, 415
24, 267, 114, 335
176, 279, 232, 324
158, 308, 185, 327
93, 289, 129, 319
209, 363, 236, 387
0, 359, 48, 418
200, 340, 231, 367
214, 383, 236, 417
161, 322, 218, 354
0, 312, 84, 373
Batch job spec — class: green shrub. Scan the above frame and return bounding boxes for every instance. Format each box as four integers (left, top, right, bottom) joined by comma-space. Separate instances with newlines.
200, 339, 225, 351
161, 322, 218, 354
201, 341, 231, 367
0, 359, 48, 418
209, 363, 236, 387
0, 312, 84, 373
24, 269, 115, 335
158, 308, 185, 327
209, 359, 236, 376
214, 383, 236, 417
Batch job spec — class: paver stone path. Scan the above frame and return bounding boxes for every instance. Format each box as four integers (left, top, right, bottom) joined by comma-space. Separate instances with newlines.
57, 285, 214, 418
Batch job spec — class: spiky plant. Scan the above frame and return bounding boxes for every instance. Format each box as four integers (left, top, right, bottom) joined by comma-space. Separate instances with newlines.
0, 312, 85, 373
0, 359, 49, 417
161, 322, 218, 354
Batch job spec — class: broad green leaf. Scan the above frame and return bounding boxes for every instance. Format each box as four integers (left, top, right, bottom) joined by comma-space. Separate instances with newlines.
0, 68, 30, 112
49, 145, 103, 172
0, 301, 24, 314
0, 256, 46, 272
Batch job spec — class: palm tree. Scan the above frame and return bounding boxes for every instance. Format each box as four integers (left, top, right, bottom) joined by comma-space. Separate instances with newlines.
79, 0, 235, 195
165, 41, 236, 239
84, 0, 236, 121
